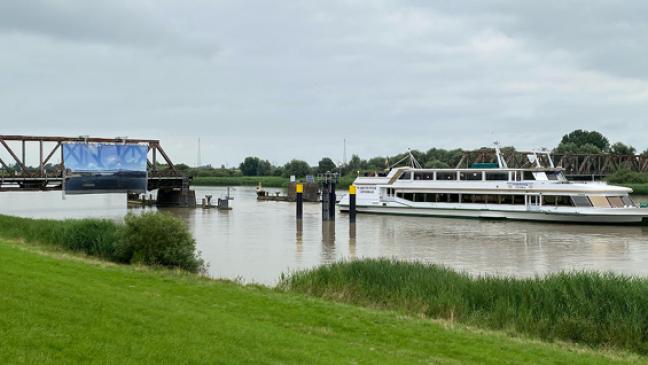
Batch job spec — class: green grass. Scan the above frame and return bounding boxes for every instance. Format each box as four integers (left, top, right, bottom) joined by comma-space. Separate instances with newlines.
281, 259, 648, 355
0, 241, 643, 364
192, 175, 356, 189
625, 184, 648, 196
0, 213, 203, 273
192, 176, 290, 187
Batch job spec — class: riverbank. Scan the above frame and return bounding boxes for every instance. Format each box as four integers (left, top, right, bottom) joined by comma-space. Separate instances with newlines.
191, 175, 355, 189
0, 240, 641, 364
282, 259, 648, 355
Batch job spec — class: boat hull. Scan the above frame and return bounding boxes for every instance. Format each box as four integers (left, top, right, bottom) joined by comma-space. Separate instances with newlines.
339, 205, 648, 224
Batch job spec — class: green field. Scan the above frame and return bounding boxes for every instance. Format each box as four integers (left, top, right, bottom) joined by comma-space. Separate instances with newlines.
0, 241, 642, 364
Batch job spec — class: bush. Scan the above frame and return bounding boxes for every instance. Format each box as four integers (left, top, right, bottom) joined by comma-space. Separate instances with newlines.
116, 213, 204, 273
607, 169, 648, 184
0, 213, 204, 273
60, 219, 121, 259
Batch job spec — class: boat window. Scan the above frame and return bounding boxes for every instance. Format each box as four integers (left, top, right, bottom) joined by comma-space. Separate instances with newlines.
448, 194, 460, 203
546, 171, 563, 181
399, 171, 412, 180
513, 195, 525, 205
485, 172, 508, 181
589, 195, 611, 208
462, 194, 474, 203
436, 172, 457, 181
424, 193, 436, 202
607, 196, 625, 208
571, 196, 593, 207
460, 171, 483, 181
621, 196, 636, 207
413, 172, 434, 180
543, 195, 556, 206
544, 195, 573, 206
522, 171, 535, 180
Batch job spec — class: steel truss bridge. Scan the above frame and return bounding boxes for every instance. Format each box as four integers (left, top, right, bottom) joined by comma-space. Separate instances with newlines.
0, 135, 194, 206
455, 149, 648, 179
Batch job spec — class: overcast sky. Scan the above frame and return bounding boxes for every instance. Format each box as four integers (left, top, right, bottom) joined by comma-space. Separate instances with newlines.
1, 1, 647, 167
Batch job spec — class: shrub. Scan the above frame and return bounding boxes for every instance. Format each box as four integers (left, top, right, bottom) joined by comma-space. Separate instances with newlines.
60, 219, 121, 259
116, 212, 204, 273
607, 169, 648, 184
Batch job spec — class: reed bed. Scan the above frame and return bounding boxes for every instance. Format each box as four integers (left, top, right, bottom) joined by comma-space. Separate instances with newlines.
280, 259, 648, 354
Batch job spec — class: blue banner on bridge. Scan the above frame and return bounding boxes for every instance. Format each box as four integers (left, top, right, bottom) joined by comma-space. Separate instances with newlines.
63, 143, 148, 194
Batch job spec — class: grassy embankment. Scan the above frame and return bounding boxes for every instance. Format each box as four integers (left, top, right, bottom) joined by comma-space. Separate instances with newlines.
192, 175, 355, 189
281, 259, 648, 355
0, 240, 644, 364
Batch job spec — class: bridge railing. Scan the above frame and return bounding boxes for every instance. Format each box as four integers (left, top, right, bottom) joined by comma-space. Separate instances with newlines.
0, 135, 182, 179
455, 149, 648, 177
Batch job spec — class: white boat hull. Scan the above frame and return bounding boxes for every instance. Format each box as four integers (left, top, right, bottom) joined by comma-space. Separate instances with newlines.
339, 204, 648, 224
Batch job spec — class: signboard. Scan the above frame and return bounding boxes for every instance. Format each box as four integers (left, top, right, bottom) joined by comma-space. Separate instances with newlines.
63, 143, 148, 194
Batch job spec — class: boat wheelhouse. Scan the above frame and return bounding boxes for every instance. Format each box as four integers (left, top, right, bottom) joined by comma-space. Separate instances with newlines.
339, 146, 648, 224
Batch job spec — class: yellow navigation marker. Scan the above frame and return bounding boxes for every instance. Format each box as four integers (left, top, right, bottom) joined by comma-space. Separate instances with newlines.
296, 183, 304, 193
349, 185, 357, 195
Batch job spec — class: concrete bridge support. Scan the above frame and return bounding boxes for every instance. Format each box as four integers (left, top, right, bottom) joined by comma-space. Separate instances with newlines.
156, 187, 196, 208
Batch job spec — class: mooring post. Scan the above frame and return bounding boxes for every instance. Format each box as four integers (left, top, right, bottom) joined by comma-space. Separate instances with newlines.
296, 182, 303, 220
328, 181, 336, 221
321, 183, 330, 220
349, 185, 356, 223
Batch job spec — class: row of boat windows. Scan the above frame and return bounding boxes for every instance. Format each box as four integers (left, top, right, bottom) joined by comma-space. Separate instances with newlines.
393, 192, 635, 208
398, 171, 562, 181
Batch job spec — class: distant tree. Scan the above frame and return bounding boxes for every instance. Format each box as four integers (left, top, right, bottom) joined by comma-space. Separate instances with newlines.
239, 156, 260, 176
558, 130, 609, 152
366, 157, 389, 170
609, 142, 636, 155
256, 159, 273, 176
284, 159, 312, 178
346, 154, 366, 172
642, 148, 648, 157
555, 142, 603, 155
317, 157, 337, 173
424, 160, 450, 168
175, 163, 191, 171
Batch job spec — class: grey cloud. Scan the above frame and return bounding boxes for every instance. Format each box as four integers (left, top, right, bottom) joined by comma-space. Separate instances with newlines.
0, 0, 647, 166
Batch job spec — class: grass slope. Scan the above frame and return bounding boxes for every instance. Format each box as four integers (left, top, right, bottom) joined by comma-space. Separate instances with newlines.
0, 242, 641, 364
282, 259, 648, 354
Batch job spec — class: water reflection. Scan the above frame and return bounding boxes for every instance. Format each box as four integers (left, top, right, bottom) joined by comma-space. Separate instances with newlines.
321, 220, 336, 262
2, 186, 648, 285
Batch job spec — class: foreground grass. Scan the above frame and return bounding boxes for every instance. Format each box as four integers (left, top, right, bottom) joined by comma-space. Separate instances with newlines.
0, 242, 641, 364
281, 259, 648, 355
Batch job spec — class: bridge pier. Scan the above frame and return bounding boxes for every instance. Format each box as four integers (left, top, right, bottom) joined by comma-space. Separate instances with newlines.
156, 187, 196, 208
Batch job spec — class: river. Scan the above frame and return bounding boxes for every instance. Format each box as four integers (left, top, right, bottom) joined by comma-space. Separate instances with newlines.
2, 186, 648, 285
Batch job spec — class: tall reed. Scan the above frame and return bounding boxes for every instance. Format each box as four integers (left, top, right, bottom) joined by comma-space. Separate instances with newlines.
280, 259, 648, 354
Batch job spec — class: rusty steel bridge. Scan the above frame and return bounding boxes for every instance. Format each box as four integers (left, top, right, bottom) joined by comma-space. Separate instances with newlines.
455, 149, 648, 179
0, 135, 194, 207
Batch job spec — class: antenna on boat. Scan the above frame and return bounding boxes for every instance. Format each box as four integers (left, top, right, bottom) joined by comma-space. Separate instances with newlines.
494, 142, 508, 169
389, 149, 422, 169
407, 149, 422, 169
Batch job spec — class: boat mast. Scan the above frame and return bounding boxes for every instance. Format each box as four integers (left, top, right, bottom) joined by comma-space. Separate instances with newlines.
494, 142, 508, 169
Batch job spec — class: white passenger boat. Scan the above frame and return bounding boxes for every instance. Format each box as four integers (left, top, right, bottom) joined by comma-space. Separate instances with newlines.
339, 145, 648, 224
